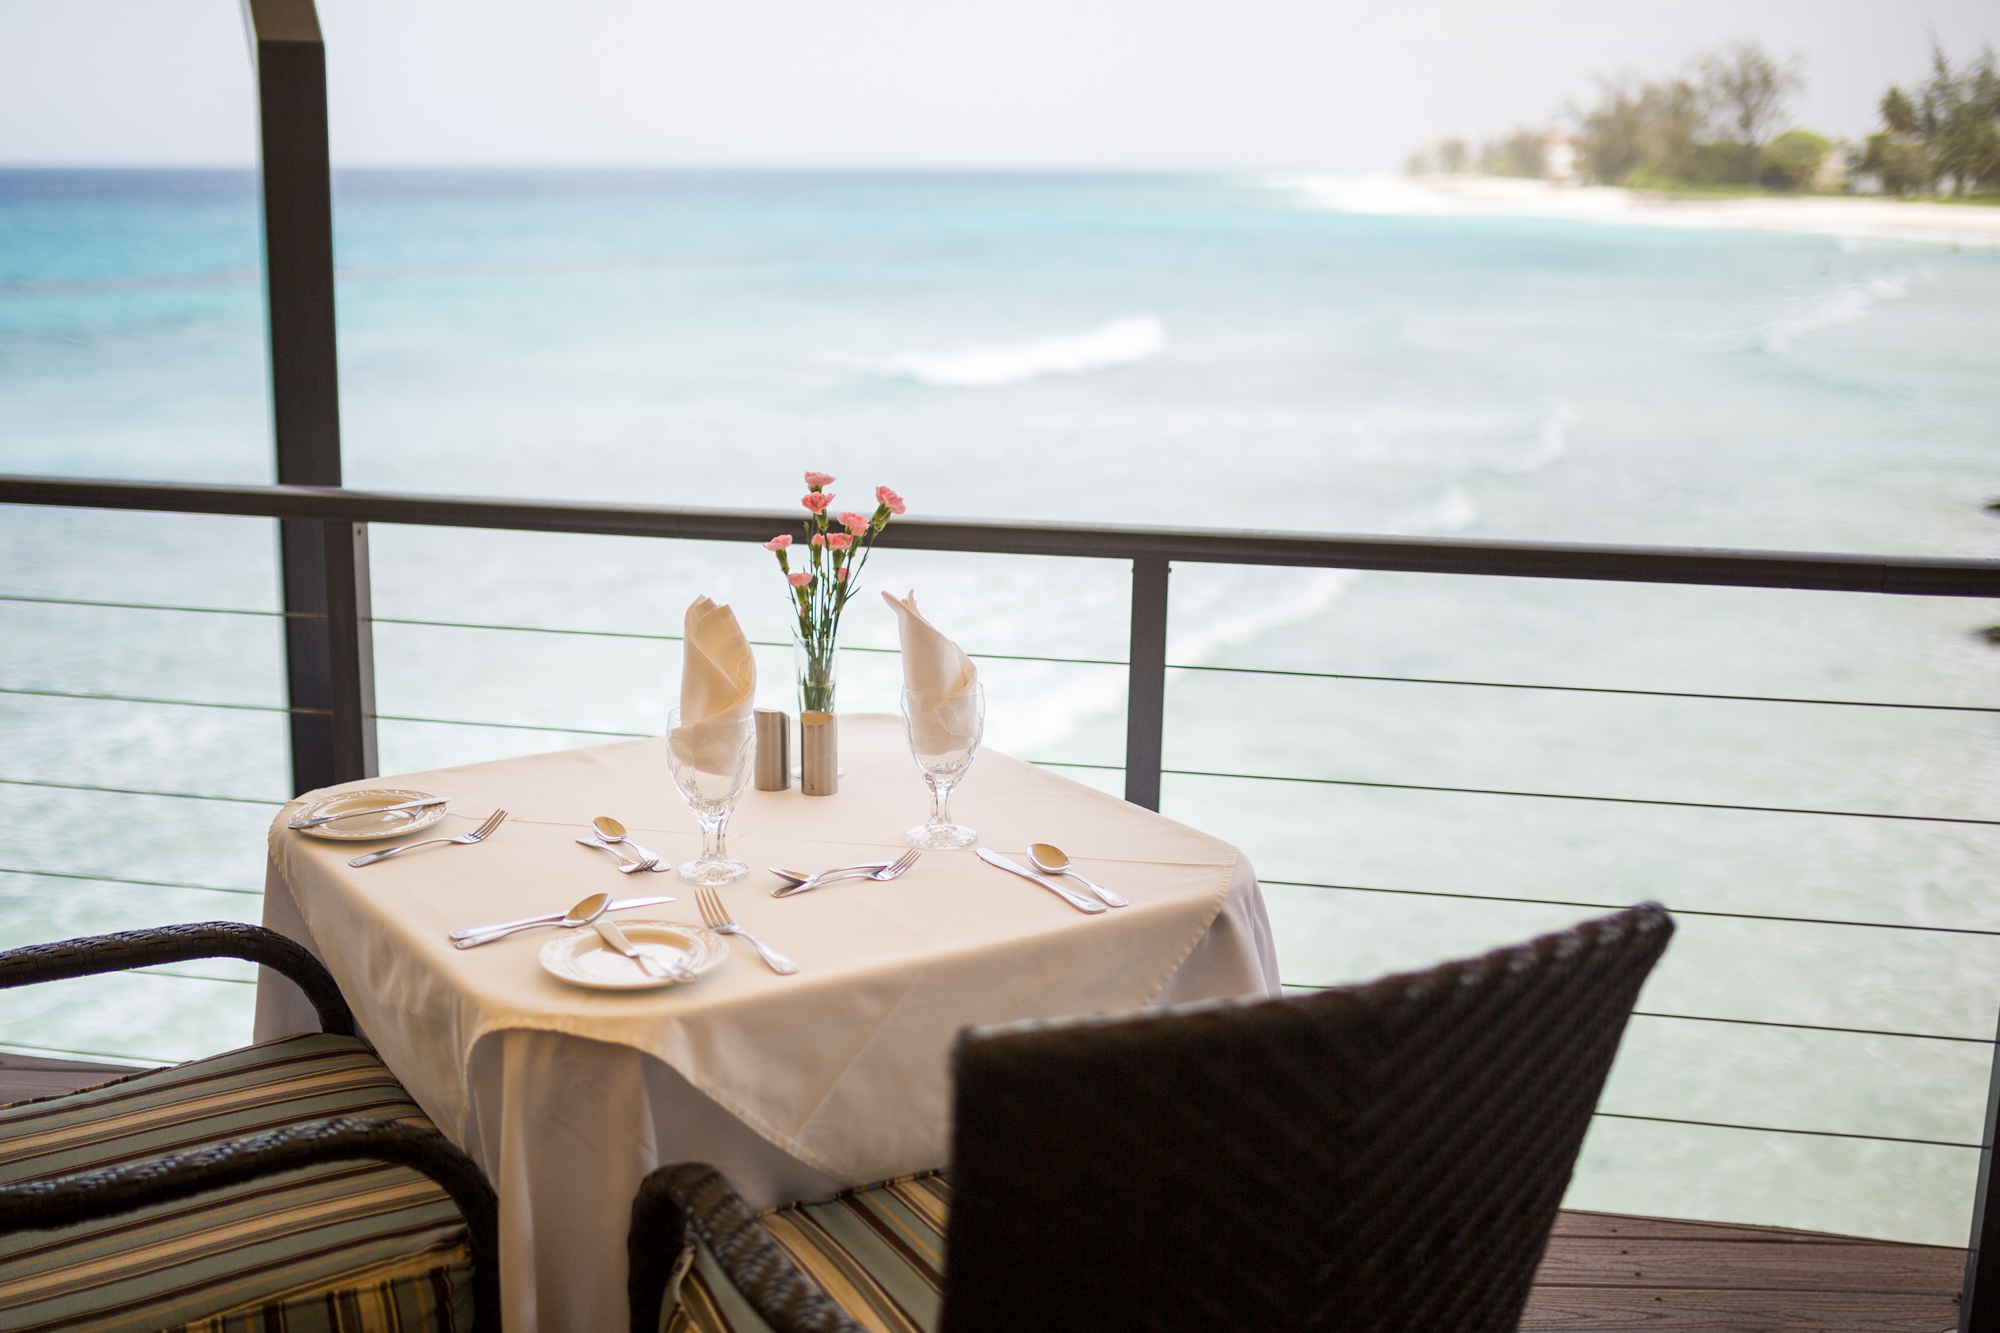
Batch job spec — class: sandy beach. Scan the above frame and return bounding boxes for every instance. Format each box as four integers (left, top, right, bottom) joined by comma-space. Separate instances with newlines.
1269, 172, 2000, 246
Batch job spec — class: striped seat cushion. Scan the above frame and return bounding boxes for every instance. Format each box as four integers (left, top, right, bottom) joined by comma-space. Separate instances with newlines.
669, 1173, 950, 1333
0, 1032, 473, 1332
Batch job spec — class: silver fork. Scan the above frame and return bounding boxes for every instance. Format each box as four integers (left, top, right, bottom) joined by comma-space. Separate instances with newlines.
695, 887, 800, 974
770, 848, 919, 898
349, 809, 506, 867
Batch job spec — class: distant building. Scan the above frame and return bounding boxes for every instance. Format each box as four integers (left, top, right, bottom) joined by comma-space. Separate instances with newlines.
1817, 143, 1857, 193
1543, 127, 1580, 184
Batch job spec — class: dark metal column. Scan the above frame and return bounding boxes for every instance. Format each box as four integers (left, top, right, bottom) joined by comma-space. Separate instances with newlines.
1123, 555, 1170, 810
245, 0, 376, 792
1961, 1008, 2000, 1332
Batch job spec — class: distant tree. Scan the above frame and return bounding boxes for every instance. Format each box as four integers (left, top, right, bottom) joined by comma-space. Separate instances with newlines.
1438, 138, 1470, 173
1574, 76, 1651, 182
1761, 130, 1833, 189
1481, 127, 1548, 178
1574, 73, 1705, 185
1925, 44, 2000, 191
1866, 43, 2000, 195
1880, 86, 1919, 135
1860, 134, 1930, 194
1699, 39, 1805, 187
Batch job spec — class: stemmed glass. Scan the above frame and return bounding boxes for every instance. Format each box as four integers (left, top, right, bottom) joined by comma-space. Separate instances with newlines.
665, 708, 756, 884
901, 683, 984, 850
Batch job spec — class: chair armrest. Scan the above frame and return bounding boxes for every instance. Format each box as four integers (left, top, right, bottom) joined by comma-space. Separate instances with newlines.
0, 1114, 498, 1330
630, 1163, 864, 1333
0, 923, 354, 1037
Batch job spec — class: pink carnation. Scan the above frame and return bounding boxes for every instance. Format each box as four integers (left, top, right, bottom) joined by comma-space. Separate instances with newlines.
811, 533, 825, 547
825, 533, 853, 551
836, 567, 850, 582
762, 534, 792, 551
787, 571, 812, 587
837, 511, 871, 536
801, 492, 833, 514
874, 486, 906, 515
804, 471, 835, 489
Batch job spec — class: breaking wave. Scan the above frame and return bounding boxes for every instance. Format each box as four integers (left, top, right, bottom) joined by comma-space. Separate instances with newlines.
1761, 272, 1919, 353
848, 317, 1166, 388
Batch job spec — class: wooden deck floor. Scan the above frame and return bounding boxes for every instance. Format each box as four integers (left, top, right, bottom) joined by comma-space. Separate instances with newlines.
1, 1058, 1966, 1330
0, 1052, 145, 1103
1528, 1210, 1963, 1332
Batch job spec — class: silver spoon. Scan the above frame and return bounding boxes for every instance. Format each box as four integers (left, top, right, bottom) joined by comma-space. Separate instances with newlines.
1026, 843, 1129, 908
454, 891, 609, 949
577, 833, 652, 873
594, 816, 665, 872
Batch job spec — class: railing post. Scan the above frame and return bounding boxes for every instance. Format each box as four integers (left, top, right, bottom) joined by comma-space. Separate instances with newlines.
244, 0, 377, 793
1123, 555, 1170, 810
1961, 1007, 2000, 1332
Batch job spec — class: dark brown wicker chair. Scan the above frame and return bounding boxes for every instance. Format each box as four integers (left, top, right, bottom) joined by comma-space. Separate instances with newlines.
0, 922, 500, 1330
629, 902, 1673, 1333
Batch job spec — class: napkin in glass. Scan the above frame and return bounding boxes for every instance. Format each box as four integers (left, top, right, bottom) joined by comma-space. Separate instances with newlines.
882, 590, 979, 754
672, 596, 757, 773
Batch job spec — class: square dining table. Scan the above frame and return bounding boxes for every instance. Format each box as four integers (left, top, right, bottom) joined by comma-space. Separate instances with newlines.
253, 714, 1279, 1332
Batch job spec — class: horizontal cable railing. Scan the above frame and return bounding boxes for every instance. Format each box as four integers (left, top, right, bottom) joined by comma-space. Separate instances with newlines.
0, 867, 262, 896
1275, 986, 1994, 1044
10, 593, 1994, 714
13, 684, 1996, 824
0, 777, 283, 805
0, 1038, 160, 1066
1259, 877, 2000, 937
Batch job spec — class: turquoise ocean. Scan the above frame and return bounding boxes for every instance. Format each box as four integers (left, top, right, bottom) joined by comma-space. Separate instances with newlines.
3, 168, 1998, 1243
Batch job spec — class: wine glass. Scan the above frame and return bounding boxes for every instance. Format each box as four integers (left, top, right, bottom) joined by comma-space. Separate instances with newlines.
665, 709, 756, 884
901, 683, 984, 850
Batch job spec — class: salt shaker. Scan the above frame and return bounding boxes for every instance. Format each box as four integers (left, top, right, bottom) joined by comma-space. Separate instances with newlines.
754, 709, 791, 791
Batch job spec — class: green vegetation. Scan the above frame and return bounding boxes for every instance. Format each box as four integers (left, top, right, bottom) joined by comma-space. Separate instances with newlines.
1404, 130, 1543, 179
1571, 40, 1816, 190
1404, 35, 1999, 201
1859, 46, 1999, 196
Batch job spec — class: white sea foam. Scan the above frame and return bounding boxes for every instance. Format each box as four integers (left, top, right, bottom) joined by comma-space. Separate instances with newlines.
849, 317, 1167, 388
1162, 483, 1480, 677
1500, 402, 1575, 474
1384, 485, 1480, 536
1760, 271, 1920, 353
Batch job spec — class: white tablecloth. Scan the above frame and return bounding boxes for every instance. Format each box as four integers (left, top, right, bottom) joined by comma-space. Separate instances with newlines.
254, 717, 1279, 1332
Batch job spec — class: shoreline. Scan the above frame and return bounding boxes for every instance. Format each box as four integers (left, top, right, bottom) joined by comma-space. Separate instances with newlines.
1267, 172, 2000, 246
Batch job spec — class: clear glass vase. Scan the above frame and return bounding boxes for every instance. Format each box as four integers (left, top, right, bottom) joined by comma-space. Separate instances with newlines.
792, 630, 838, 715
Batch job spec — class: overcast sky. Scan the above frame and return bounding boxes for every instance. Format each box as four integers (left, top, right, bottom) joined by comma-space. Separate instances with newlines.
0, 0, 1991, 170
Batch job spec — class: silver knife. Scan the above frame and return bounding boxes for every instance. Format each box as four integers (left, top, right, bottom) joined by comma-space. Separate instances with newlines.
975, 848, 1107, 914
451, 895, 677, 941
289, 796, 447, 829
595, 920, 690, 980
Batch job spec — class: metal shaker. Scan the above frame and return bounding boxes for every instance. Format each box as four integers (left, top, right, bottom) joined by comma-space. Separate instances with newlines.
754, 709, 791, 791
800, 712, 838, 796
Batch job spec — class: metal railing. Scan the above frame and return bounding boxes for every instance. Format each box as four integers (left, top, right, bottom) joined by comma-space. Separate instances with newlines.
7, 0, 2000, 1327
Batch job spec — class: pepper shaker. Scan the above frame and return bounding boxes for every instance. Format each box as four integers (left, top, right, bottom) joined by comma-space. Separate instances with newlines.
800, 712, 837, 796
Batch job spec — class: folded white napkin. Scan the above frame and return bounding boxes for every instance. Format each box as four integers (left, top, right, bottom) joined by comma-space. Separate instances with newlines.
672, 596, 757, 773
882, 590, 979, 754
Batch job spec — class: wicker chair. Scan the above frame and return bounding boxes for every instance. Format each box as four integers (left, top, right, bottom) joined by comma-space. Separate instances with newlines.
0, 922, 499, 1331
628, 902, 1673, 1333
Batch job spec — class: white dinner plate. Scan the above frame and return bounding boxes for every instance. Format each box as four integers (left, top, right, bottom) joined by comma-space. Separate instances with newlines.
539, 921, 730, 990
290, 788, 446, 841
